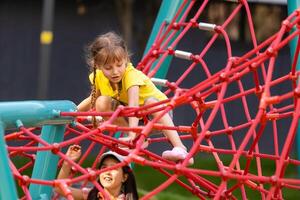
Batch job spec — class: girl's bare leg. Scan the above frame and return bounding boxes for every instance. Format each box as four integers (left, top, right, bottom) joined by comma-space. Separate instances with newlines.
144, 98, 193, 165
96, 96, 138, 147
95, 96, 128, 127
144, 98, 186, 149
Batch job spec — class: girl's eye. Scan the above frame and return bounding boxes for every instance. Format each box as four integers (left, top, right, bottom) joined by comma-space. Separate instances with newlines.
104, 66, 111, 70
116, 62, 123, 67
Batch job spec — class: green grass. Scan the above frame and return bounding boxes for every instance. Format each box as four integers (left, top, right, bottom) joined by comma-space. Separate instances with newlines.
134, 155, 300, 199
134, 164, 200, 200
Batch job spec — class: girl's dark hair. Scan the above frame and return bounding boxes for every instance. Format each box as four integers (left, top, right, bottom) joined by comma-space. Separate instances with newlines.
85, 32, 129, 127
87, 155, 138, 200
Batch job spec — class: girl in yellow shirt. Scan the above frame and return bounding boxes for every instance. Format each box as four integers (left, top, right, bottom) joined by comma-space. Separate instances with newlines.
78, 32, 193, 165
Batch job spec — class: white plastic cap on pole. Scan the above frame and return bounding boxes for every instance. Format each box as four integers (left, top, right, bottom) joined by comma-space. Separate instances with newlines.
198, 22, 216, 31
174, 50, 192, 60
151, 78, 168, 87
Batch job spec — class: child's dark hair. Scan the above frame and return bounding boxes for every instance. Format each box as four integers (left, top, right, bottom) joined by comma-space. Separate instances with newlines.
87, 155, 138, 200
85, 32, 129, 127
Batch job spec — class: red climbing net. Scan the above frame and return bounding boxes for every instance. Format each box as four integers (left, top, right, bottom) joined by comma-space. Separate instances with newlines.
5, 0, 300, 199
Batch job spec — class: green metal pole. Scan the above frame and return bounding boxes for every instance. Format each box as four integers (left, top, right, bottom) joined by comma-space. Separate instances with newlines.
0, 121, 18, 200
287, 0, 300, 177
143, 0, 187, 80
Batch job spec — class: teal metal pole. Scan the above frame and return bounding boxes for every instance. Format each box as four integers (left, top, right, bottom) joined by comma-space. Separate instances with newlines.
0, 100, 76, 199
0, 121, 18, 200
29, 124, 66, 200
287, 0, 300, 177
0, 100, 76, 129
143, 0, 187, 79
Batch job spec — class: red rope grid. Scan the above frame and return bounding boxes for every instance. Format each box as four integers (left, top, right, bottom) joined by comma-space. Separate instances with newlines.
5, 0, 300, 199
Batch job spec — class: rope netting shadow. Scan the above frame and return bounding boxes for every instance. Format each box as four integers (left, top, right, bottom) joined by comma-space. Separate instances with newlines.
5, 0, 300, 199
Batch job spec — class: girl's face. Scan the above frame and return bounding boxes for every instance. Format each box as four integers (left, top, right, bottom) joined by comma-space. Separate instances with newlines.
99, 157, 128, 191
99, 59, 127, 84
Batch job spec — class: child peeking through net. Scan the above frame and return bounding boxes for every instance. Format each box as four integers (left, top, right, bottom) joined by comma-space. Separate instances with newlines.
55, 145, 139, 199
77, 32, 193, 165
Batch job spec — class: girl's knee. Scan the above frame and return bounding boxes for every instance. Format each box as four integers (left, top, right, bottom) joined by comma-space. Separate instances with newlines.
95, 96, 112, 112
144, 97, 159, 105
144, 97, 173, 119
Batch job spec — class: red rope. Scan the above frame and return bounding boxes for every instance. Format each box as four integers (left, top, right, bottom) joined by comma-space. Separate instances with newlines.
4, 1, 300, 199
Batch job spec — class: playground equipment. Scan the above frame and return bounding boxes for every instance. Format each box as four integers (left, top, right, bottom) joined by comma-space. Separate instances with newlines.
1, 0, 300, 199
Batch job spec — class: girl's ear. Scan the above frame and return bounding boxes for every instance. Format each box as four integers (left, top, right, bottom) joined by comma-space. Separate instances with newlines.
92, 60, 101, 69
122, 173, 128, 183
93, 62, 99, 69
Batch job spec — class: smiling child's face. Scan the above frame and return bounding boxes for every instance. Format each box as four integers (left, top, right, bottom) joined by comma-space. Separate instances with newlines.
99, 157, 127, 191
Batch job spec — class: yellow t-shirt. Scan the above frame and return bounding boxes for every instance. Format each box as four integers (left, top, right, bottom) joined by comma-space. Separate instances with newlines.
89, 63, 167, 105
